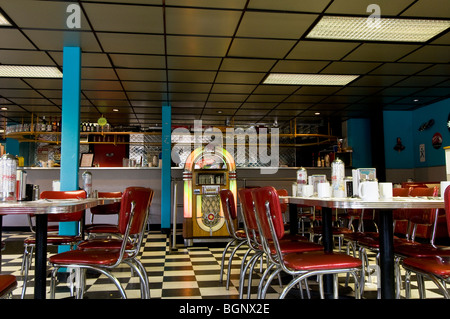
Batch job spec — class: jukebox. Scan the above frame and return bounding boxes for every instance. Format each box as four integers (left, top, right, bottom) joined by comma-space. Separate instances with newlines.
183, 146, 237, 245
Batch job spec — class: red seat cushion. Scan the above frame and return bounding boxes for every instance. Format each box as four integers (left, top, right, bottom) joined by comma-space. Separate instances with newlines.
0, 275, 17, 296
49, 249, 124, 266
395, 244, 450, 258
402, 256, 450, 278
24, 235, 82, 245
284, 251, 362, 271
77, 239, 133, 251
85, 225, 119, 233
311, 226, 353, 235
357, 235, 413, 249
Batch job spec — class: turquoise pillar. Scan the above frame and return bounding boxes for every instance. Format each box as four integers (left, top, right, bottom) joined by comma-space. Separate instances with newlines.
59, 46, 81, 243
161, 105, 171, 231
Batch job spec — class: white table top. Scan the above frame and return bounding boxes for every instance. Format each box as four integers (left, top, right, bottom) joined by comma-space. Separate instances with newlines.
0, 198, 120, 215
280, 196, 445, 210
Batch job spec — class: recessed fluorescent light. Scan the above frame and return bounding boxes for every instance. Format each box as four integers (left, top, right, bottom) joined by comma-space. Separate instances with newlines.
0, 65, 62, 78
112, 108, 119, 112
263, 73, 359, 86
307, 16, 450, 42
1, 107, 8, 111
0, 13, 12, 26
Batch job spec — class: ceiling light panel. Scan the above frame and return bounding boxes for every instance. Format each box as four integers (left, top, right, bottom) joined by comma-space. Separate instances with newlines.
0, 13, 12, 26
263, 73, 359, 85
307, 16, 450, 42
0, 65, 62, 78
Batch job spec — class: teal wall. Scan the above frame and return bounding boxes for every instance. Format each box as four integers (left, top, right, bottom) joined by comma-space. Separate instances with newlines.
347, 118, 372, 168
384, 98, 449, 169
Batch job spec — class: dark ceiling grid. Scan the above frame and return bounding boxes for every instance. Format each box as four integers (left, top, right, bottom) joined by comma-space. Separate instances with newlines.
0, 0, 448, 131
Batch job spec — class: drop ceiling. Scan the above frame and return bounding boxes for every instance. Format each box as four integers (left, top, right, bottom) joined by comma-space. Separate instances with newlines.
0, 0, 449, 130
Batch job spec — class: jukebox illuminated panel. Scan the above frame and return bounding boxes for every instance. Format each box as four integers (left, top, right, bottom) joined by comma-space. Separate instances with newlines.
183, 146, 237, 241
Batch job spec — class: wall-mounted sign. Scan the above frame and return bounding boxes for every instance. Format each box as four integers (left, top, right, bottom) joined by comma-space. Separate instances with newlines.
419, 144, 425, 162
432, 132, 443, 149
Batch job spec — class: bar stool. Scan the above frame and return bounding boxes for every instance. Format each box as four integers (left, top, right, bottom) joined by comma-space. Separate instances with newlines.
48, 187, 153, 299
219, 189, 248, 290
251, 186, 362, 299
0, 275, 17, 299
21, 190, 86, 299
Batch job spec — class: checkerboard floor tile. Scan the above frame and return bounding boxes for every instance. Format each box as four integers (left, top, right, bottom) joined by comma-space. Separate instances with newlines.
0, 230, 447, 299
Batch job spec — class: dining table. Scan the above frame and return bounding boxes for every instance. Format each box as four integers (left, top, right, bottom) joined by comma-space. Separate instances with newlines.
0, 197, 120, 299
280, 195, 445, 299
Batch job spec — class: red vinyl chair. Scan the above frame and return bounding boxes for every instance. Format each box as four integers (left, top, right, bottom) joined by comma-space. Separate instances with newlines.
400, 186, 450, 299
0, 275, 17, 299
357, 187, 438, 298
251, 186, 362, 299
48, 187, 153, 299
219, 189, 248, 290
84, 191, 122, 238
21, 190, 86, 299
238, 187, 323, 299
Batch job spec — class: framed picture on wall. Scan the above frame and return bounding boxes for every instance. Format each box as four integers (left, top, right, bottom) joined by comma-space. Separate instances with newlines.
80, 153, 94, 167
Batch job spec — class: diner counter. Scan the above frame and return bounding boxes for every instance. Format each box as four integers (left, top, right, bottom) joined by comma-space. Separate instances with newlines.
3, 166, 339, 228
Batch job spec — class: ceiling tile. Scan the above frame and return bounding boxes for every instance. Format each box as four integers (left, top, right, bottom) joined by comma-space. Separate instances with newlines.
166, 7, 240, 36
116, 69, 166, 81
83, 3, 164, 33
23, 29, 101, 51
215, 71, 265, 84
220, 58, 276, 72
237, 11, 318, 39
287, 41, 359, 60
97, 32, 165, 54
325, 0, 416, 15
166, 35, 231, 56
228, 38, 296, 59
248, 0, 332, 13
399, 46, 450, 63
0, 29, 35, 50
343, 43, 420, 62
272, 60, 329, 73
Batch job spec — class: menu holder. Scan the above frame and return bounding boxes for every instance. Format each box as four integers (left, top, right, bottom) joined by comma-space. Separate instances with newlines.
80, 153, 94, 167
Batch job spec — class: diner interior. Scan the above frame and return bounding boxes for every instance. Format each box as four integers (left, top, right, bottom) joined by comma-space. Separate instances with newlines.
0, 0, 450, 302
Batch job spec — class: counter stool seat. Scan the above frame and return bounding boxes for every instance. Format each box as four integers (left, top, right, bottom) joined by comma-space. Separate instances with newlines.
0, 275, 17, 298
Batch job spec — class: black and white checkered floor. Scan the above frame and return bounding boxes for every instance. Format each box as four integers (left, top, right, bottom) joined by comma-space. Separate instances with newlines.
0, 230, 447, 300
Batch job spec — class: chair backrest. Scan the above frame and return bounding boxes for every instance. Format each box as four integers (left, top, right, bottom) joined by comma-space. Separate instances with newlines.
393, 187, 410, 197
408, 187, 438, 225
238, 188, 258, 233
117, 187, 153, 236
251, 186, 285, 241
219, 189, 237, 237
445, 186, 450, 238
276, 189, 288, 213
40, 190, 86, 223
90, 192, 122, 216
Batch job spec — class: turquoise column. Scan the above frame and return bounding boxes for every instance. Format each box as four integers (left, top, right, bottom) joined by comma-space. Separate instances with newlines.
161, 105, 171, 231
59, 46, 81, 246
